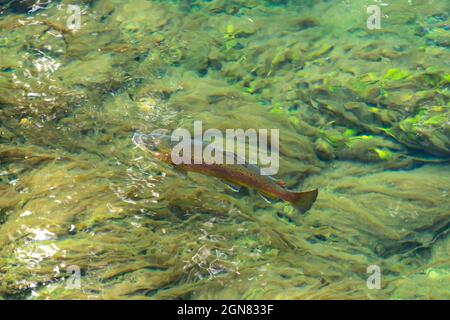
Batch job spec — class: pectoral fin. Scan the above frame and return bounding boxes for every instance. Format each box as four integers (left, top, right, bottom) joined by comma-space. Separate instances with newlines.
224, 182, 241, 192
275, 180, 286, 187
259, 193, 274, 204
269, 176, 287, 187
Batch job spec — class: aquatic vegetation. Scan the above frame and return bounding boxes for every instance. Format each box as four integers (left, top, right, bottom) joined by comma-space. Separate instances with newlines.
383, 68, 410, 82
0, 0, 449, 300
372, 148, 393, 161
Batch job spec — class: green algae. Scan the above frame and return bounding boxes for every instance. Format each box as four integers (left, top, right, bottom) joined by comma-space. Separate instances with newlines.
0, 0, 449, 300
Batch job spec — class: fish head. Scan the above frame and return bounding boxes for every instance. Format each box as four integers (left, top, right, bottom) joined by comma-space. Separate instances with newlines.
132, 130, 172, 159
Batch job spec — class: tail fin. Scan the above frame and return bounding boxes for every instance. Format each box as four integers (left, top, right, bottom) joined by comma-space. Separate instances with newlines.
289, 189, 318, 214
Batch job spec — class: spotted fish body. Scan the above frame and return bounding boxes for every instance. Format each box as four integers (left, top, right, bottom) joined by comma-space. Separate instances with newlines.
133, 132, 318, 213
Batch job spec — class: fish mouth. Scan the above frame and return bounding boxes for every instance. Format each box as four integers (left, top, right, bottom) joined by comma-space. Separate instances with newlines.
132, 130, 171, 155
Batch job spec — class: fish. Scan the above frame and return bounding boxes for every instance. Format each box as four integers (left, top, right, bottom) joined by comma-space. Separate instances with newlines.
132, 131, 318, 213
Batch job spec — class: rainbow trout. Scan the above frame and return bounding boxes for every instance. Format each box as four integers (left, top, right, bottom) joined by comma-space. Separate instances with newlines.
132, 132, 318, 213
